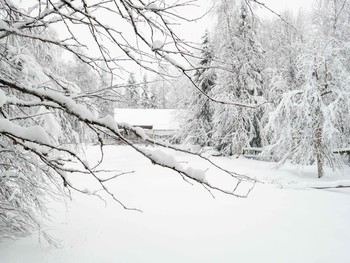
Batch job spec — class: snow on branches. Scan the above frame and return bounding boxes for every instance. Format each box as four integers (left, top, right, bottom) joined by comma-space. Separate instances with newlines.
264, 30, 350, 178
0, 0, 257, 243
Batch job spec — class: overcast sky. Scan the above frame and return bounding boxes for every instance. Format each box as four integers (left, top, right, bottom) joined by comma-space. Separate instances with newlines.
14, 0, 314, 48
180, 0, 314, 44
256, 0, 314, 17
12, 0, 315, 78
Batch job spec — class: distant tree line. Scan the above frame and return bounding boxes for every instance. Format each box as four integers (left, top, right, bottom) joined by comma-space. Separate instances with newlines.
177, 0, 350, 178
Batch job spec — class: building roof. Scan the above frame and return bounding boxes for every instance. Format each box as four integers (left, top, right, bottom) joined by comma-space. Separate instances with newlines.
114, 108, 180, 130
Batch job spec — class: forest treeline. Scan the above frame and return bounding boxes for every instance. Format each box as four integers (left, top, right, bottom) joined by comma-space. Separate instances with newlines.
177, 0, 350, 178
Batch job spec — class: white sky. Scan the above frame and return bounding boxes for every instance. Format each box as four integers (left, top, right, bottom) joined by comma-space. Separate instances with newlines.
181, 0, 315, 43
256, 0, 314, 17
12, 0, 315, 44
11, 0, 315, 79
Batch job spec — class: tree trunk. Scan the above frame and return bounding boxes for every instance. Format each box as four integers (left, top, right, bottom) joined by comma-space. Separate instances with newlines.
316, 148, 324, 178
314, 104, 324, 178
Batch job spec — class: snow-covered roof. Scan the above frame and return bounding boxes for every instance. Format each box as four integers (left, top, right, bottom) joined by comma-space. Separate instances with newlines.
114, 108, 180, 130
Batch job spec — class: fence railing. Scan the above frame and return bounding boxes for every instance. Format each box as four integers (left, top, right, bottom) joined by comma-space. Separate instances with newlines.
242, 147, 350, 160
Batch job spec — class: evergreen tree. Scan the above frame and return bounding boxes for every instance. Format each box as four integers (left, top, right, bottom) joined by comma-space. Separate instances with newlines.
125, 73, 140, 108
140, 74, 157, 109
211, 1, 266, 155
177, 30, 216, 146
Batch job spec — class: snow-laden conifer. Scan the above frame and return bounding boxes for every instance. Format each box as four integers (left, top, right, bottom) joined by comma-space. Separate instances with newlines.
177, 30, 216, 146
211, 1, 266, 155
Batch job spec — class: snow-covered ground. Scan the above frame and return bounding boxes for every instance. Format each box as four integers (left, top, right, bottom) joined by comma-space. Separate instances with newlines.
1, 145, 350, 263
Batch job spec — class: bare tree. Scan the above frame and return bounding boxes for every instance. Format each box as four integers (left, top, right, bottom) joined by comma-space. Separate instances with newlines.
0, 0, 257, 242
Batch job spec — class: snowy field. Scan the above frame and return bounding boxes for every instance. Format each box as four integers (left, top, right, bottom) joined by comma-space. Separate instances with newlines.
1, 145, 350, 263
